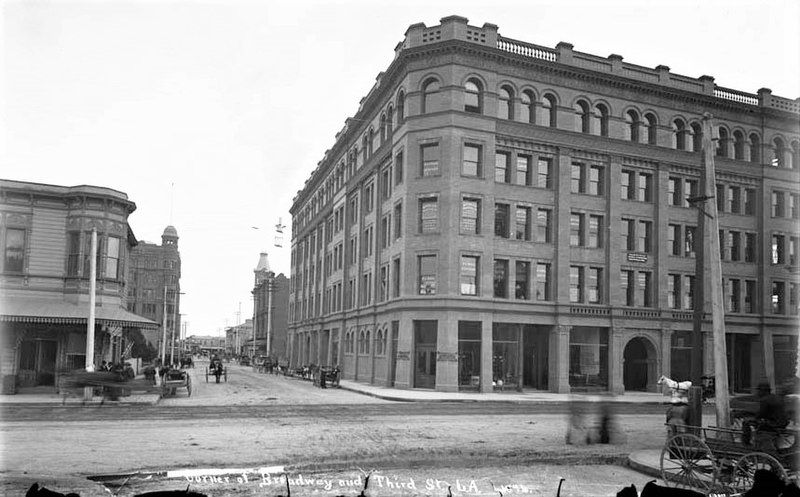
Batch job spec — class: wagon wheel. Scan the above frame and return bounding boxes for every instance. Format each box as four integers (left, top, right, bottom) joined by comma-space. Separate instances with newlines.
660, 433, 718, 493
730, 451, 788, 492
186, 376, 192, 397
205, 367, 209, 383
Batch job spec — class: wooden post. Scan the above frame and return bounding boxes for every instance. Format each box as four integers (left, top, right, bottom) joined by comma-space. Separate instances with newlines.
688, 385, 703, 430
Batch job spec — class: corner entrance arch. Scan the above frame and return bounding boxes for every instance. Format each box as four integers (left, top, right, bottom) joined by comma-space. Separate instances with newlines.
623, 337, 658, 392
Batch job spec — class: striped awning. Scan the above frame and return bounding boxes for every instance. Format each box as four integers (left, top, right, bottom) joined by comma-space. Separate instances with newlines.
0, 297, 159, 329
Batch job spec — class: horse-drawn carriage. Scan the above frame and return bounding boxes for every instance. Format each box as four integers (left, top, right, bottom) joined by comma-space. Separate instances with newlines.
205, 357, 227, 383
161, 367, 192, 397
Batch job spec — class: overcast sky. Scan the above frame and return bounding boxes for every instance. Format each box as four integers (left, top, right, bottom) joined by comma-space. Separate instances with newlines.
3, 0, 799, 337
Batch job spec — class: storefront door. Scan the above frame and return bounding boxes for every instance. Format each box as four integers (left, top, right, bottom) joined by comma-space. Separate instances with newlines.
413, 320, 437, 389
18, 339, 57, 387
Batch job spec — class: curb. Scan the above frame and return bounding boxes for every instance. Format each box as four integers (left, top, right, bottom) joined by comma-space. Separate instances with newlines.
626, 451, 662, 479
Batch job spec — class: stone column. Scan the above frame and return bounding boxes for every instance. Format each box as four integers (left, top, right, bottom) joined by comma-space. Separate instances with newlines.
609, 327, 624, 395
394, 315, 413, 389
480, 315, 493, 393
550, 325, 571, 393
384, 321, 395, 388
436, 312, 458, 392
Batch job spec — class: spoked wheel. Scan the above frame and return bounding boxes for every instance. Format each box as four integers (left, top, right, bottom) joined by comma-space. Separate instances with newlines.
660, 433, 718, 493
730, 452, 788, 493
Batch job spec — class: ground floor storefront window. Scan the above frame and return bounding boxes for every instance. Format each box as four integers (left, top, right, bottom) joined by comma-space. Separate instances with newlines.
458, 321, 481, 390
492, 323, 520, 391
569, 327, 608, 391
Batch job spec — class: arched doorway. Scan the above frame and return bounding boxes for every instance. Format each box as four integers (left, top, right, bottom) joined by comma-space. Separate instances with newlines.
623, 337, 656, 391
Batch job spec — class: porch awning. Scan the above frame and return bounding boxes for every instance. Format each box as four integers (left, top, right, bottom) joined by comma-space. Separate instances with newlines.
0, 297, 159, 329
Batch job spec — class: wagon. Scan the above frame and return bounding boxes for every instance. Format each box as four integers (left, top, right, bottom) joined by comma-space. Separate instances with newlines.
205, 359, 227, 383
660, 424, 798, 493
161, 368, 192, 397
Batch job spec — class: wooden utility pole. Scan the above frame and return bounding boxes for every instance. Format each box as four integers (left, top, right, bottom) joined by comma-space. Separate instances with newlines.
696, 113, 731, 428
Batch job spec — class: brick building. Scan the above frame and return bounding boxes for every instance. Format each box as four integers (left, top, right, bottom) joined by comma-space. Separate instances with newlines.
126, 226, 182, 358
252, 253, 289, 360
287, 16, 800, 393
0, 180, 157, 393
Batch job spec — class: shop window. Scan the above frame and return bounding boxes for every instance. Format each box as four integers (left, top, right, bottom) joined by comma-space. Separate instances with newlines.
492, 323, 520, 391
569, 327, 609, 390
458, 321, 482, 390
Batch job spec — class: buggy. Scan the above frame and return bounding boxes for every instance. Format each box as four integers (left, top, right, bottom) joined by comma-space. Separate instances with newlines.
206, 357, 227, 383
161, 367, 192, 397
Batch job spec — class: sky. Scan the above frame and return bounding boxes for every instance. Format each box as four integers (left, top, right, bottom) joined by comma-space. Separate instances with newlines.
3, 0, 799, 337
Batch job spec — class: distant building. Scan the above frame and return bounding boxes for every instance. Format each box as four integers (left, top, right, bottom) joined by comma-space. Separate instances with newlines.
225, 319, 253, 357
126, 226, 182, 358
288, 16, 799, 394
0, 179, 157, 394
252, 253, 289, 360
185, 335, 225, 356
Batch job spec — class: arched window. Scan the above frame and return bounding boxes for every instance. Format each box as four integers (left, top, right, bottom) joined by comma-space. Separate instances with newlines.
772, 138, 785, 168
520, 90, 535, 123
361, 135, 368, 163
625, 110, 640, 142
386, 105, 394, 136
422, 78, 440, 114
575, 100, 591, 133
498, 86, 513, 120
733, 131, 746, 160
593, 104, 609, 137
791, 141, 800, 170
644, 113, 658, 145
749, 133, 761, 163
365, 330, 371, 354
672, 119, 686, 150
358, 330, 365, 354
368, 128, 374, 157
690, 122, 703, 153
397, 92, 405, 123
376, 330, 383, 355
379, 114, 387, 144
541, 94, 557, 127
465, 79, 482, 113
717, 127, 729, 158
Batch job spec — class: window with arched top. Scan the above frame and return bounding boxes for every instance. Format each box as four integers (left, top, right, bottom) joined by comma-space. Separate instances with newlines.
644, 113, 658, 145
772, 138, 785, 168
733, 131, 746, 160
672, 119, 687, 150
520, 90, 534, 123
368, 128, 374, 157
593, 104, 609, 137
386, 105, 394, 136
541, 94, 557, 127
376, 330, 383, 355
749, 133, 761, 163
791, 141, 800, 170
422, 78, 440, 114
625, 110, 640, 142
575, 101, 591, 133
379, 114, 386, 144
690, 122, 703, 153
464, 79, 482, 113
365, 330, 371, 354
397, 91, 405, 123
498, 86, 513, 120
361, 135, 369, 163
716, 127, 729, 158
358, 330, 365, 354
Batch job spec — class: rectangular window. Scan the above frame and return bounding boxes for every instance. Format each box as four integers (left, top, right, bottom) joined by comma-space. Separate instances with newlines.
621, 270, 635, 306
621, 170, 634, 200
535, 263, 551, 301
668, 177, 681, 206
515, 261, 530, 300
730, 231, 741, 262
418, 255, 436, 295
493, 259, 509, 298
668, 224, 681, 256
588, 215, 603, 248
82, 233, 103, 278
791, 194, 800, 219
744, 188, 756, 215
515, 155, 531, 186
363, 225, 373, 257
638, 271, 652, 307
379, 265, 388, 302
392, 257, 401, 298
462, 144, 481, 176
745, 233, 756, 262
394, 152, 404, 185
638, 220, 652, 253
571, 163, 584, 193
515, 206, 531, 241
587, 267, 602, 304
495, 151, 510, 183
4, 228, 25, 273
588, 165, 604, 196
668, 274, 681, 309
419, 197, 438, 233
495, 203, 510, 238
570, 213, 584, 246
638, 173, 653, 202
716, 184, 726, 212
790, 236, 799, 266
460, 255, 479, 296
363, 183, 374, 213
537, 209, 552, 243
621, 218, 634, 251
105, 236, 121, 279
791, 284, 799, 315
744, 280, 756, 313
537, 158, 552, 189
421, 143, 439, 177
726, 279, 741, 313
772, 191, 785, 217
684, 275, 695, 310
772, 281, 785, 314
683, 179, 698, 208
728, 186, 741, 214
685, 226, 697, 257
772, 234, 785, 264
349, 196, 359, 224
570, 266, 583, 303
461, 198, 480, 235
394, 202, 402, 239
380, 215, 390, 249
